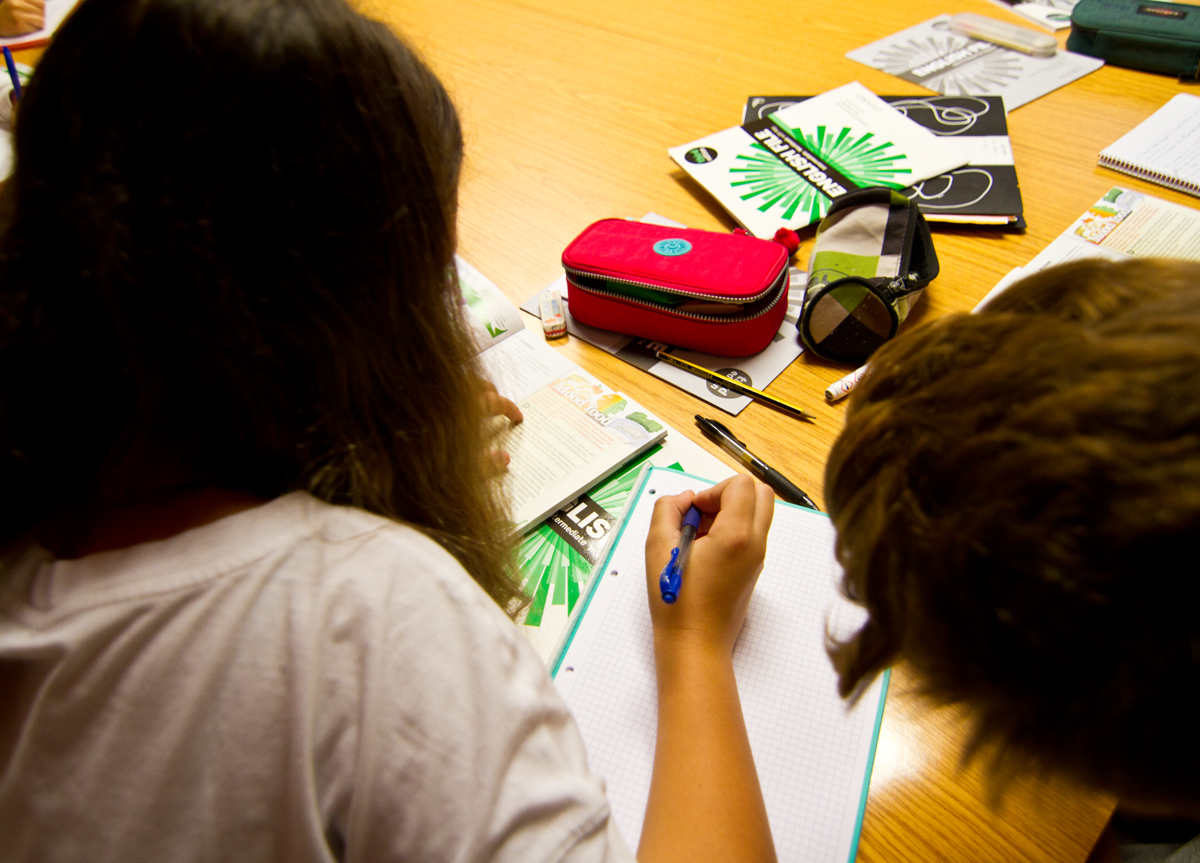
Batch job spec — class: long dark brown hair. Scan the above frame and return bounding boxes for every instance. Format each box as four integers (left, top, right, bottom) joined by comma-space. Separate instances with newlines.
0, 0, 523, 610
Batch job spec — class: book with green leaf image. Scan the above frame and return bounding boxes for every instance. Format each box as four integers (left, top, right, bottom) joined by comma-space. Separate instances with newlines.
457, 255, 524, 353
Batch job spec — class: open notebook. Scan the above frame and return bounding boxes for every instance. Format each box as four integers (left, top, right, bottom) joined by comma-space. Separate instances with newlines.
1099, 93, 1200, 199
551, 467, 888, 863
459, 257, 668, 533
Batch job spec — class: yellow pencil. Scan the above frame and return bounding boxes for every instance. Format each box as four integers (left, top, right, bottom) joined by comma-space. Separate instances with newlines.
654, 351, 813, 421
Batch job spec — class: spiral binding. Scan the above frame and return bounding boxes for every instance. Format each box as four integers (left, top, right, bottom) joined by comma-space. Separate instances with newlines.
1098, 154, 1200, 198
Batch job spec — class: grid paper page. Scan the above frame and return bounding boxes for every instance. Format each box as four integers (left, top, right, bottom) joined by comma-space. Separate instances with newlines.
555, 468, 885, 863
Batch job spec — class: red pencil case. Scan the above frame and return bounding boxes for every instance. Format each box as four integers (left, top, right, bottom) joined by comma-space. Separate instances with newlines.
562, 219, 790, 357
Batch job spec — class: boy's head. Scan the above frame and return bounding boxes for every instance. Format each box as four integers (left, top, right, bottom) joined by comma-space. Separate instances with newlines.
826, 259, 1200, 811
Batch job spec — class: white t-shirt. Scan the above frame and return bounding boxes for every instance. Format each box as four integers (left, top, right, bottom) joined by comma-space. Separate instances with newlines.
0, 493, 635, 863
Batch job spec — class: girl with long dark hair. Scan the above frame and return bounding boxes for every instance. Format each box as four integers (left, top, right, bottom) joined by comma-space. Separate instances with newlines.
0, 1, 776, 860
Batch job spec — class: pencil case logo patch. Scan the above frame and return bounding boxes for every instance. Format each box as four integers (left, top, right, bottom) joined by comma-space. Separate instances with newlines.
652, 238, 692, 257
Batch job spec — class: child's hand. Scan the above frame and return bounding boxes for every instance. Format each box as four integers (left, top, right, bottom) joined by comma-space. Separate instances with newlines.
481, 380, 522, 475
639, 476, 778, 863
482, 383, 523, 426
644, 476, 774, 657
0, 0, 45, 38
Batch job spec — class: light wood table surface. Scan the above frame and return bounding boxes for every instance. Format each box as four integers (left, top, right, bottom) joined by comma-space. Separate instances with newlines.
25, 0, 1199, 858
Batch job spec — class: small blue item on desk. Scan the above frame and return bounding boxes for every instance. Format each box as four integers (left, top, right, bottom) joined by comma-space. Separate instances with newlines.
659, 504, 702, 603
2, 48, 21, 103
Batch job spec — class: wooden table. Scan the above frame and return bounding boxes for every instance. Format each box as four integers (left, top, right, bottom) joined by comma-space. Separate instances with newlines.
347, 0, 1200, 860
29, 0, 1199, 857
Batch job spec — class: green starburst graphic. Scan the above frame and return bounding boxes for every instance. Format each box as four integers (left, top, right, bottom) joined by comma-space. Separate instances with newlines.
730, 122, 912, 224
520, 449, 674, 627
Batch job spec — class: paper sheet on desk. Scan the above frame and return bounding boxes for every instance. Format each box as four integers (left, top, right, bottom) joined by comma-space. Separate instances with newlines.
478, 328, 577, 403
846, 15, 1102, 112
979, 187, 1200, 305
984, 0, 1078, 31
1026, 187, 1200, 273
553, 468, 885, 863
0, 129, 11, 181
523, 274, 805, 417
457, 255, 528, 356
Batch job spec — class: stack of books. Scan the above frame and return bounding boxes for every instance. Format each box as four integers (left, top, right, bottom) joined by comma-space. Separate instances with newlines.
669, 82, 1025, 234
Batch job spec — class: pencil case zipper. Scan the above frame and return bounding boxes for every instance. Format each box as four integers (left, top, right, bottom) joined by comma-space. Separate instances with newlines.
563, 265, 788, 323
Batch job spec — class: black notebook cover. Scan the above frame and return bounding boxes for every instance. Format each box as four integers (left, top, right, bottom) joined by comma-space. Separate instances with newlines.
744, 95, 1024, 228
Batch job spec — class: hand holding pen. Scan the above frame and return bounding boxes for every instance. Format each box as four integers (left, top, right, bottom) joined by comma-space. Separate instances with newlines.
659, 504, 700, 604
644, 476, 775, 655
639, 475, 778, 862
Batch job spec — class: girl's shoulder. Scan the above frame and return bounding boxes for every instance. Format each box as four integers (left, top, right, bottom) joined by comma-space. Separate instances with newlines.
0, 494, 633, 863
1, 492, 492, 622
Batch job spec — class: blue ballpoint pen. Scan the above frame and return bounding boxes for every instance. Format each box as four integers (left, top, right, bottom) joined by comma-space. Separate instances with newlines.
3, 48, 21, 103
659, 505, 702, 604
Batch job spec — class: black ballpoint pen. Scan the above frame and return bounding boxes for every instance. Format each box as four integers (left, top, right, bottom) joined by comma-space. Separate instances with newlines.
695, 415, 820, 511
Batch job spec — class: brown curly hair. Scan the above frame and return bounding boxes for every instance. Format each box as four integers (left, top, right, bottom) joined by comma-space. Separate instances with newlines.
826, 258, 1200, 806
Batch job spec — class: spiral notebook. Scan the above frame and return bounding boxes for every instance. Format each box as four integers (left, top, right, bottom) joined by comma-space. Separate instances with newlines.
1099, 94, 1200, 199
551, 467, 888, 863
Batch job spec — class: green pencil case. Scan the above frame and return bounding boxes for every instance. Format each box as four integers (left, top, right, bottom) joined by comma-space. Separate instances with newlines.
1068, 0, 1200, 78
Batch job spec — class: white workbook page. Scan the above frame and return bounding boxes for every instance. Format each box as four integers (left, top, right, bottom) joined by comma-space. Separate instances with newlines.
555, 468, 885, 863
